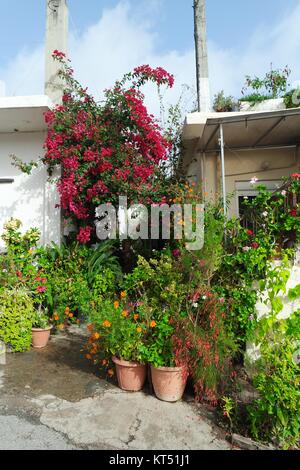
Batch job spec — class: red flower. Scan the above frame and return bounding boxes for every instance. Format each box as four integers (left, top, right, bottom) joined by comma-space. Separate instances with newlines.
251, 242, 259, 249
290, 208, 298, 217
37, 286, 46, 293
247, 229, 253, 236
292, 173, 300, 179
172, 249, 181, 258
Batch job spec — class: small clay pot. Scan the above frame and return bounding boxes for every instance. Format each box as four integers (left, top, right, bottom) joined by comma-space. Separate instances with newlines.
150, 365, 187, 402
32, 326, 53, 349
112, 357, 147, 391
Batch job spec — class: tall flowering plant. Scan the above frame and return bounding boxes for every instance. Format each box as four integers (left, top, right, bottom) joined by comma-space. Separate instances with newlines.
43, 52, 175, 244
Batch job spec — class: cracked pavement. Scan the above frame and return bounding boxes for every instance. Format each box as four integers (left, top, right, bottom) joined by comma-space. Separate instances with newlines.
0, 328, 231, 450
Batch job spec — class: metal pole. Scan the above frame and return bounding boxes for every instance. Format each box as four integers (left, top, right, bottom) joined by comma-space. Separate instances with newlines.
219, 124, 227, 218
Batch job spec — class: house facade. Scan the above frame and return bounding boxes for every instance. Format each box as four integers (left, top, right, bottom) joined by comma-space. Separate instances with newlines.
0, 0, 68, 250
182, 107, 300, 218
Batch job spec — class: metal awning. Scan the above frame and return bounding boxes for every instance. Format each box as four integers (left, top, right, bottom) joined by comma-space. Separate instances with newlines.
183, 108, 300, 151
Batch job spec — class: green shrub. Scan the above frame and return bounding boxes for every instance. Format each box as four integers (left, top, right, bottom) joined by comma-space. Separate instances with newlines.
283, 88, 300, 108
248, 338, 300, 449
0, 288, 34, 352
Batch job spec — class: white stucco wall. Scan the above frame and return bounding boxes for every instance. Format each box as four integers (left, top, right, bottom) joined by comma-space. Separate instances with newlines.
0, 131, 61, 250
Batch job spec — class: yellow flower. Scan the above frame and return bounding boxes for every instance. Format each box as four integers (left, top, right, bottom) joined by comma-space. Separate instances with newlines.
120, 291, 127, 299
114, 301, 119, 309
121, 310, 129, 318
150, 320, 157, 328
94, 332, 100, 340
103, 320, 111, 328
136, 327, 142, 333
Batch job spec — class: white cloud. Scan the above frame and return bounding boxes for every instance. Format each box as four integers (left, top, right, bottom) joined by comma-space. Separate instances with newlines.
1, 0, 300, 114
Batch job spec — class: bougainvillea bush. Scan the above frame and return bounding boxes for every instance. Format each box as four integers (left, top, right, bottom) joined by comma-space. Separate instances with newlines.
43, 52, 175, 244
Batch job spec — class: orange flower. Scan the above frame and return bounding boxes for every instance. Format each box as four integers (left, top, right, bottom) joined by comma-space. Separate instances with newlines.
108, 369, 114, 377
53, 314, 59, 321
87, 324, 94, 332
121, 310, 129, 318
93, 332, 100, 340
103, 320, 111, 328
86, 354, 92, 360
58, 323, 65, 330
133, 314, 139, 321
136, 327, 142, 333
120, 291, 127, 299
150, 320, 157, 328
90, 347, 97, 355
114, 301, 119, 309
65, 307, 70, 314
68, 313, 73, 318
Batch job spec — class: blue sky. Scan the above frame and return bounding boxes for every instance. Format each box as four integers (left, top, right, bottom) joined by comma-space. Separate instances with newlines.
1, 0, 298, 62
1, 0, 300, 110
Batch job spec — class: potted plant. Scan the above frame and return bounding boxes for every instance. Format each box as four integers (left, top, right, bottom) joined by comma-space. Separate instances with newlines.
142, 307, 188, 402
123, 255, 188, 402
32, 308, 53, 349
87, 297, 147, 391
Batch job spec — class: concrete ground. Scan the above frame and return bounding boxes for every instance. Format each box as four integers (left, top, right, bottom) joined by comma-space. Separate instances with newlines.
0, 327, 232, 450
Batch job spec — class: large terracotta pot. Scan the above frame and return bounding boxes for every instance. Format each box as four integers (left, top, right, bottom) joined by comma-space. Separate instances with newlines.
112, 356, 147, 391
32, 326, 53, 349
151, 365, 187, 402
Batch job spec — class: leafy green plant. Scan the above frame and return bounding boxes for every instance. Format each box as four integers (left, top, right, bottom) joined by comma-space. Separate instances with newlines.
247, 261, 300, 449
0, 288, 34, 352
32, 308, 51, 329
240, 66, 291, 105
88, 298, 149, 363
283, 88, 300, 108
213, 90, 238, 112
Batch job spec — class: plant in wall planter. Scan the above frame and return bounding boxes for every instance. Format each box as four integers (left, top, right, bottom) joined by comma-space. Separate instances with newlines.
31, 308, 53, 349
87, 296, 148, 392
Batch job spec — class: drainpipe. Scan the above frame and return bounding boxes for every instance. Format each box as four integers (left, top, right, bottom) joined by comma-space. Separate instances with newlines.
219, 124, 227, 218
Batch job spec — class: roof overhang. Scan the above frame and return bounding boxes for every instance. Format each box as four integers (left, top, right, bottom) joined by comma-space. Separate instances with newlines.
182, 108, 300, 152
0, 95, 54, 133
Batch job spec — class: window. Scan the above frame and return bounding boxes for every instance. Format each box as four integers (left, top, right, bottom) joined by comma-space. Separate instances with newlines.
235, 180, 281, 229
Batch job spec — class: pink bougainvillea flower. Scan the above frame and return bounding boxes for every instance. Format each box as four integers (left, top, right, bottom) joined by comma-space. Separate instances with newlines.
77, 226, 92, 244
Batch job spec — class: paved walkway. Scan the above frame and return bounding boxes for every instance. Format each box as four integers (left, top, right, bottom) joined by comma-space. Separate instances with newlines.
0, 328, 231, 450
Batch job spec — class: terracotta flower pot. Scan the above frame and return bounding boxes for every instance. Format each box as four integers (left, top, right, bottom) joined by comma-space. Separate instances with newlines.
112, 356, 147, 391
151, 365, 187, 402
32, 326, 53, 349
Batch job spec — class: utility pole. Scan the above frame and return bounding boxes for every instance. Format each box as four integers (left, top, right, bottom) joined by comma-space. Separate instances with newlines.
45, 0, 69, 104
193, 0, 210, 112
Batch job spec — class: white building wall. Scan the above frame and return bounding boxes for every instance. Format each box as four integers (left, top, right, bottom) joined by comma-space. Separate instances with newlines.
0, 131, 61, 250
